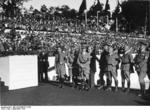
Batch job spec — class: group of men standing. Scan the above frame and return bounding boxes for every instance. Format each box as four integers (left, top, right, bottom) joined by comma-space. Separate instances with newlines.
98, 41, 150, 96
54, 45, 96, 90
38, 41, 150, 97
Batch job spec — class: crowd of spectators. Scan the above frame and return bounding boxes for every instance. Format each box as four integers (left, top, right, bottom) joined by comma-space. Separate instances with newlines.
0, 16, 108, 34
0, 15, 149, 57
0, 26, 149, 57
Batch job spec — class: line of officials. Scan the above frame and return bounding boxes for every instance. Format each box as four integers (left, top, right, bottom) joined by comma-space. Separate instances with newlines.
38, 41, 150, 97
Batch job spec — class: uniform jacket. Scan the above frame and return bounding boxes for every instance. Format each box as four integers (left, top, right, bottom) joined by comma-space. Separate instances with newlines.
77, 52, 91, 69
134, 51, 149, 72
55, 52, 66, 75
99, 50, 109, 70
121, 52, 134, 71
39, 52, 49, 68
106, 53, 119, 71
67, 52, 74, 68
90, 48, 97, 73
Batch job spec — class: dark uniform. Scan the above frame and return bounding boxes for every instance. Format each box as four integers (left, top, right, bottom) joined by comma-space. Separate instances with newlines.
89, 46, 97, 88
134, 49, 149, 95
0, 40, 5, 52
72, 49, 80, 88
38, 51, 49, 82
98, 49, 109, 87
121, 50, 133, 92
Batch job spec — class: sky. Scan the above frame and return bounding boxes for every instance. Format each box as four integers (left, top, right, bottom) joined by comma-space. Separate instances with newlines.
23, 0, 124, 13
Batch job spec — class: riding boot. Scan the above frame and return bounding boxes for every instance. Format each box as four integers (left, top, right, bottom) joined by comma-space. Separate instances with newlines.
126, 81, 130, 93
115, 80, 118, 92
59, 78, 63, 88
85, 80, 90, 91
142, 83, 146, 95
122, 82, 125, 91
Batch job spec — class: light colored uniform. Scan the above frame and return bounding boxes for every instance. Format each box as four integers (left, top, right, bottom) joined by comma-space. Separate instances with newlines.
106, 53, 119, 87
77, 52, 91, 80
55, 52, 66, 79
134, 51, 149, 84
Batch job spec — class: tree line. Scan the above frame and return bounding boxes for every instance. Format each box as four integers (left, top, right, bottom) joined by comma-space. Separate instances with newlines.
0, 0, 149, 34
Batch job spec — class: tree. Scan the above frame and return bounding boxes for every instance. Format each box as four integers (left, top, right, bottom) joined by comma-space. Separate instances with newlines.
88, 0, 103, 17
32, 9, 41, 21
69, 9, 77, 19
48, 6, 56, 15
40, 4, 48, 13
1, 0, 30, 18
112, 0, 122, 19
121, 0, 149, 32
29, 5, 34, 14
61, 5, 70, 18
40, 4, 48, 22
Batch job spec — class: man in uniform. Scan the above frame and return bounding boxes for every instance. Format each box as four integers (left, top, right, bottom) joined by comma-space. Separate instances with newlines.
121, 45, 134, 93
0, 39, 5, 52
105, 46, 119, 91
134, 41, 149, 96
38, 49, 49, 83
88, 46, 96, 88
72, 47, 80, 88
66, 47, 75, 83
147, 44, 150, 93
97, 44, 109, 90
55, 47, 67, 88
77, 46, 91, 90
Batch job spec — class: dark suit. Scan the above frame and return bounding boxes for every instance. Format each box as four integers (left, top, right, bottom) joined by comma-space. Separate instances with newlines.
38, 52, 49, 82
89, 48, 96, 88
99, 50, 109, 86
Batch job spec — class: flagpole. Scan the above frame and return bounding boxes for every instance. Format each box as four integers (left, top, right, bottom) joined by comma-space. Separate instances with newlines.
144, 1, 149, 38
116, 17, 118, 32
107, 15, 109, 25
144, 12, 147, 38
85, 10, 87, 28
149, 1, 150, 35
97, 11, 100, 27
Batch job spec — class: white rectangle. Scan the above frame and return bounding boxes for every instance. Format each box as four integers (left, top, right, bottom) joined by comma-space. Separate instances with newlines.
0, 55, 38, 90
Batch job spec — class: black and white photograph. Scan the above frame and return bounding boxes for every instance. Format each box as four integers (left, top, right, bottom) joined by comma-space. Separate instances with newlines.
0, 0, 150, 108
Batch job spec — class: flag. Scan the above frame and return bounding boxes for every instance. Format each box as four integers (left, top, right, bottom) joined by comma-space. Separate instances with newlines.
95, 0, 103, 12
113, 0, 122, 18
104, 0, 110, 11
79, 0, 87, 14
116, 0, 122, 14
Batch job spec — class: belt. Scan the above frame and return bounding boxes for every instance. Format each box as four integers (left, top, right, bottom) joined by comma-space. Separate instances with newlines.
122, 62, 129, 64
107, 64, 115, 66
107, 64, 117, 67
40, 60, 46, 62
107, 64, 113, 65
59, 63, 65, 65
